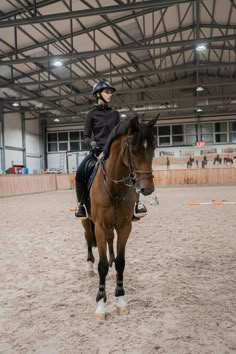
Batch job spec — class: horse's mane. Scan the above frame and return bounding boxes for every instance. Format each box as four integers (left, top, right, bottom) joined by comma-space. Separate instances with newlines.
103, 117, 155, 159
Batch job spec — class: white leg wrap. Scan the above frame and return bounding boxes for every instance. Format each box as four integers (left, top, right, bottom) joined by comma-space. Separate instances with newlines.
116, 296, 128, 308
95, 299, 106, 320
116, 296, 129, 314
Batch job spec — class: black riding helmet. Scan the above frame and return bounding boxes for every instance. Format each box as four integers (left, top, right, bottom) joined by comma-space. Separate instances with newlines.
92, 80, 116, 97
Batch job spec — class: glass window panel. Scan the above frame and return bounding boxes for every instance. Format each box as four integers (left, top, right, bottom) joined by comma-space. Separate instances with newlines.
229, 132, 236, 143
159, 126, 170, 135
48, 142, 57, 152
201, 123, 213, 134
172, 135, 184, 145
215, 133, 227, 143
229, 122, 236, 131
58, 132, 68, 141
159, 136, 170, 145
186, 135, 197, 145
59, 142, 68, 151
81, 141, 89, 150
152, 127, 157, 136
80, 131, 84, 139
48, 133, 57, 142
201, 134, 214, 143
70, 131, 80, 140
70, 142, 80, 151
215, 122, 227, 133
185, 124, 197, 134
172, 125, 183, 135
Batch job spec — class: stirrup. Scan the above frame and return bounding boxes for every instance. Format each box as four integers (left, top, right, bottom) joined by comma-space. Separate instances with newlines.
134, 201, 147, 218
75, 204, 88, 219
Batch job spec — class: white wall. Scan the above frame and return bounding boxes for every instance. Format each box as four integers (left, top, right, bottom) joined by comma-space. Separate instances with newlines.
25, 120, 42, 173
4, 113, 23, 169
1, 113, 43, 174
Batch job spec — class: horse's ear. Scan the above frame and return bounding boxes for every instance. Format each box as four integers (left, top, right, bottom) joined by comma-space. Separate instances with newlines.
129, 115, 139, 133
147, 114, 160, 127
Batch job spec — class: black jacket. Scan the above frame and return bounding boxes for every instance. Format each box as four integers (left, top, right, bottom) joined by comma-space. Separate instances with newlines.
84, 104, 120, 150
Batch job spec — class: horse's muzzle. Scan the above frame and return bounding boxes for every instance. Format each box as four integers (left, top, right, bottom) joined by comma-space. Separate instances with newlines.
140, 186, 155, 196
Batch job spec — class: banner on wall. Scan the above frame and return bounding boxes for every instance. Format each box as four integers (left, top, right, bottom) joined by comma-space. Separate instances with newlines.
195, 141, 205, 146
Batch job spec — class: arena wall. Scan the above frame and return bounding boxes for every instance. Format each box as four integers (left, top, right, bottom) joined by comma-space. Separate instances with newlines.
1, 169, 236, 197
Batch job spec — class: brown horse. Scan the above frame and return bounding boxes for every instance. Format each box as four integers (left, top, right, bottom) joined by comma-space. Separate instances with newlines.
81, 115, 158, 320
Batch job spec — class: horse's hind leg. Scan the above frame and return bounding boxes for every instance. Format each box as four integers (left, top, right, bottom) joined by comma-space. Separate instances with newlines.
81, 219, 96, 272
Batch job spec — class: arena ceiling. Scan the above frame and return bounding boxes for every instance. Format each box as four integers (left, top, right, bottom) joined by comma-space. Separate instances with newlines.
0, 0, 236, 126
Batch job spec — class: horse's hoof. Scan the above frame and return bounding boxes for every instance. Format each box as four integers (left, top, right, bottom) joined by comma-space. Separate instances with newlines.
95, 312, 106, 321
116, 306, 129, 315
116, 296, 129, 315
87, 261, 94, 274
95, 299, 106, 320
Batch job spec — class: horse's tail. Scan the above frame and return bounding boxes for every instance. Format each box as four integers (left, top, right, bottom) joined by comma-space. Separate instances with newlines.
91, 221, 97, 247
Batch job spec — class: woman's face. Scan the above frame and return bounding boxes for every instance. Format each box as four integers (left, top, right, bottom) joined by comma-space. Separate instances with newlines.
99, 88, 113, 103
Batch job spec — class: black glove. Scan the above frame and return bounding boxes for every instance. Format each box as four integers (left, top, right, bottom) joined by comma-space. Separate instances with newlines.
92, 147, 103, 157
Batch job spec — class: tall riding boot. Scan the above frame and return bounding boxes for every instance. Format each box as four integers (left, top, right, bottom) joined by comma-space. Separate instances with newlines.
75, 179, 88, 219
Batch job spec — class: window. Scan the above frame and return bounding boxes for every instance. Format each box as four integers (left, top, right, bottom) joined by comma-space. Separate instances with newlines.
59, 142, 68, 151
173, 135, 184, 145
215, 122, 227, 133
58, 132, 68, 141
48, 133, 57, 142
214, 122, 227, 144
158, 125, 170, 146
185, 124, 198, 145
172, 125, 183, 135
70, 142, 80, 151
229, 132, 236, 143
229, 121, 236, 143
48, 131, 83, 152
159, 126, 170, 135
172, 125, 184, 145
48, 143, 57, 152
70, 131, 80, 140
215, 134, 227, 143
201, 123, 214, 144
159, 136, 170, 146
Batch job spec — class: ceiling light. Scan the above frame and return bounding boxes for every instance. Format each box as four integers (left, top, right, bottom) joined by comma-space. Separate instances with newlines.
196, 44, 207, 51
53, 61, 63, 67
196, 108, 203, 112
54, 118, 60, 122
196, 86, 204, 92
12, 102, 19, 107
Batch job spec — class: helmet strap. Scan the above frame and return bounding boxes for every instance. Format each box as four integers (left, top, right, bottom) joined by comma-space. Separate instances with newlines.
97, 90, 108, 104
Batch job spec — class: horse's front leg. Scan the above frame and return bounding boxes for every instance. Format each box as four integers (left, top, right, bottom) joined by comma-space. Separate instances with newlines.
95, 225, 109, 320
107, 228, 115, 267
115, 222, 132, 315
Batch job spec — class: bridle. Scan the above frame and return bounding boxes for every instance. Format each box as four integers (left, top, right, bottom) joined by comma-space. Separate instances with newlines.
100, 136, 154, 200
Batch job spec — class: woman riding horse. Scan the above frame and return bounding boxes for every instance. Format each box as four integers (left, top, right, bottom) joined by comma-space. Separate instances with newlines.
81, 114, 159, 319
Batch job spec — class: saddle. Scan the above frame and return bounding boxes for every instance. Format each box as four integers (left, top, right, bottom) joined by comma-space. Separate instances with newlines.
84, 152, 104, 210
85, 158, 99, 192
